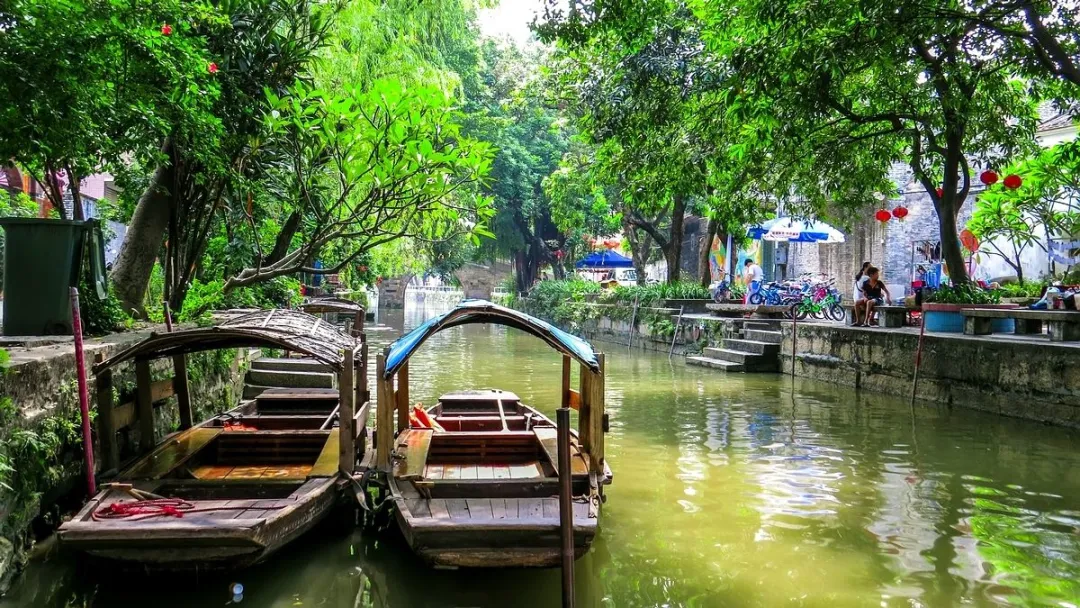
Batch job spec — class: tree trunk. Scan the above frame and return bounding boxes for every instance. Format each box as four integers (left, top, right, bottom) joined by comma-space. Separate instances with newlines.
698, 217, 719, 288
623, 214, 651, 285
665, 196, 687, 283
110, 139, 174, 316
263, 211, 301, 266
934, 198, 970, 285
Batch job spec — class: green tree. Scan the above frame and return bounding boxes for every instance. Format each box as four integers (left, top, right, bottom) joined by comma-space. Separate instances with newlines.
690, 0, 1052, 284
224, 80, 493, 290
462, 40, 574, 292
970, 140, 1080, 282
110, 0, 333, 314
0, 0, 220, 220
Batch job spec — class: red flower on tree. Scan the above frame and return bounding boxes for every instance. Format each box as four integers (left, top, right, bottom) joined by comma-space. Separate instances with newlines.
1003, 174, 1022, 189
979, 170, 999, 186
208, 62, 219, 74
935, 187, 944, 198
161, 23, 173, 36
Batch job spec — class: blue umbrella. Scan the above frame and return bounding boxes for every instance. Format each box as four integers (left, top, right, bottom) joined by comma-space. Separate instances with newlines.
747, 217, 845, 243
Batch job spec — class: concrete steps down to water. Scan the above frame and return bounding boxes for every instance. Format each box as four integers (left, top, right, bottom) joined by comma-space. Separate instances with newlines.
686, 320, 783, 373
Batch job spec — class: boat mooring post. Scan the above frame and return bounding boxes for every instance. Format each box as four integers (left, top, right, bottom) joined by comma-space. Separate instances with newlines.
556, 407, 575, 608
70, 288, 96, 496
910, 315, 927, 406
627, 295, 639, 351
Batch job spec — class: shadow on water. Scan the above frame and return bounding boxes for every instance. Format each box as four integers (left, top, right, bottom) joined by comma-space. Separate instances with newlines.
4, 298, 1080, 607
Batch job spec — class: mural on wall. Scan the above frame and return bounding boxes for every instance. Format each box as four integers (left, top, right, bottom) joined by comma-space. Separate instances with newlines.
709, 235, 763, 284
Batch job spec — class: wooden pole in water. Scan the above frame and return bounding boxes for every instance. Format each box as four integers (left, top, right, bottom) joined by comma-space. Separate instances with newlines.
910, 314, 927, 406
70, 288, 96, 496
627, 295, 639, 351
791, 306, 798, 377
668, 305, 684, 358
556, 407, 575, 608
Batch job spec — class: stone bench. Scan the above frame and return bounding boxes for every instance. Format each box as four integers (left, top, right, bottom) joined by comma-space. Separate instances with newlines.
961, 308, 1080, 342
842, 303, 910, 328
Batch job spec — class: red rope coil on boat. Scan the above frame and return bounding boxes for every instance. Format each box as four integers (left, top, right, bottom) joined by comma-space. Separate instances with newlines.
93, 498, 195, 521
92, 498, 290, 521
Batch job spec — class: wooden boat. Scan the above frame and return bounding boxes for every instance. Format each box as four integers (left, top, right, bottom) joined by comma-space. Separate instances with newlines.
59, 309, 369, 569
359, 300, 611, 568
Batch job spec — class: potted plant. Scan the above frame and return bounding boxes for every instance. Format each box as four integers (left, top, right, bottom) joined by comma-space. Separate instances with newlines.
922, 284, 1016, 333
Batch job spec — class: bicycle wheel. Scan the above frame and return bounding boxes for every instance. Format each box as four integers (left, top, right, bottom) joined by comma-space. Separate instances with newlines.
828, 303, 845, 322
748, 292, 764, 305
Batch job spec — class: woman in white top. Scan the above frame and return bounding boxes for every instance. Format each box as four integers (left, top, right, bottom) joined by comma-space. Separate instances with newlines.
852, 261, 871, 324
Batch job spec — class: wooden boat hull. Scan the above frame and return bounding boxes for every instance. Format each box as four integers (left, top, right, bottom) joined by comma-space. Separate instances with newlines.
59, 477, 339, 570
394, 495, 597, 568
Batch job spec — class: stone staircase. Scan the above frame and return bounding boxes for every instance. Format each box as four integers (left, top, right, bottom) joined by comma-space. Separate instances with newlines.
243, 357, 336, 398
686, 321, 783, 373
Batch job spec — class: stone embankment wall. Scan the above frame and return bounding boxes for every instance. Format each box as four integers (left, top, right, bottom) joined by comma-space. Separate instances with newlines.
0, 329, 252, 592
781, 324, 1080, 427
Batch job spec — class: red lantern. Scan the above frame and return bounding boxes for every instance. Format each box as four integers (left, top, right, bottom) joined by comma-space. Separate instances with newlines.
892, 206, 909, 221
161, 23, 173, 36
875, 209, 892, 224
935, 188, 944, 198
1003, 174, 1022, 189
208, 62, 219, 74
980, 170, 999, 186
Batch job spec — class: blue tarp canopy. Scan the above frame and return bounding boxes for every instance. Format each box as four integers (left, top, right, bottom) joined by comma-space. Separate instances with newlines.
575, 249, 634, 269
747, 217, 846, 243
383, 300, 600, 378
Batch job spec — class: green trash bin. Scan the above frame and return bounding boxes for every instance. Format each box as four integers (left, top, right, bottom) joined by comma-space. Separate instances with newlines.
0, 218, 107, 336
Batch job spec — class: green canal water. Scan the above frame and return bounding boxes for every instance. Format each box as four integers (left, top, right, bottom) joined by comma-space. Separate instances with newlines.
4, 303, 1080, 607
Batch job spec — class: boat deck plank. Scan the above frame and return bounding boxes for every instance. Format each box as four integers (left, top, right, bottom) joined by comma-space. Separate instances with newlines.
123, 428, 221, 480
407, 498, 592, 523
466, 498, 493, 520
309, 429, 340, 477
446, 498, 471, 519
533, 427, 590, 476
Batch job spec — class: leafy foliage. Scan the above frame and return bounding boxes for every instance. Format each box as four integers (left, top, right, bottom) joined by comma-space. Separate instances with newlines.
925, 284, 1002, 305
970, 139, 1080, 283
0, 0, 221, 219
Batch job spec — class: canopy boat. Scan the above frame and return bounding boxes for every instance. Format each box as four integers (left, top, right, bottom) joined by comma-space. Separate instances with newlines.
59, 309, 369, 569
299, 297, 371, 330
360, 300, 611, 568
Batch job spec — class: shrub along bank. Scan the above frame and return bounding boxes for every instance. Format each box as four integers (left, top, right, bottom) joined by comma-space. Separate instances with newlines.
514, 279, 715, 339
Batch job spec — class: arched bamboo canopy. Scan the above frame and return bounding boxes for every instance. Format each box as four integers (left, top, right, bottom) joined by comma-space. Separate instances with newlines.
93, 309, 356, 375
383, 300, 600, 379
299, 297, 366, 316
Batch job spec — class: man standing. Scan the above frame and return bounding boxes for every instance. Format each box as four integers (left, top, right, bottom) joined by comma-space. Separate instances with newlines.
743, 258, 764, 304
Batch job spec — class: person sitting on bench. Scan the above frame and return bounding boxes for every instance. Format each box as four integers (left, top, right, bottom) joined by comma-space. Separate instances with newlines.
854, 267, 891, 327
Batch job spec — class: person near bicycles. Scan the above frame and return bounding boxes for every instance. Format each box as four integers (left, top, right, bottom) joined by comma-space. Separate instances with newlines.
743, 259, 764, 305
854, 267, 891, 327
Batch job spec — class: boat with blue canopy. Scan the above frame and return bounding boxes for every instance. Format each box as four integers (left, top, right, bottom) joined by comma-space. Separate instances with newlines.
360, 300, 611, 568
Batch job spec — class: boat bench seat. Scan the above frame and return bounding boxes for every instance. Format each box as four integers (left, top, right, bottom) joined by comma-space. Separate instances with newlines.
436, 415, 529, 432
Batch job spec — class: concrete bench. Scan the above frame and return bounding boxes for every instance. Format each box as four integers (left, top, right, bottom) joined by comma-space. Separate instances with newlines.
962, 308, 1080, 341
842, 303, 910, 328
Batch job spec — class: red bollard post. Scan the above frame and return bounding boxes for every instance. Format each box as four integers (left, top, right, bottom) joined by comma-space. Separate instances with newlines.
70, 287, 96, 496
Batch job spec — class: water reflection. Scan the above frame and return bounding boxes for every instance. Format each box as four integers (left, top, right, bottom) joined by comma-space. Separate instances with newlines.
4, 299, 1080, 607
